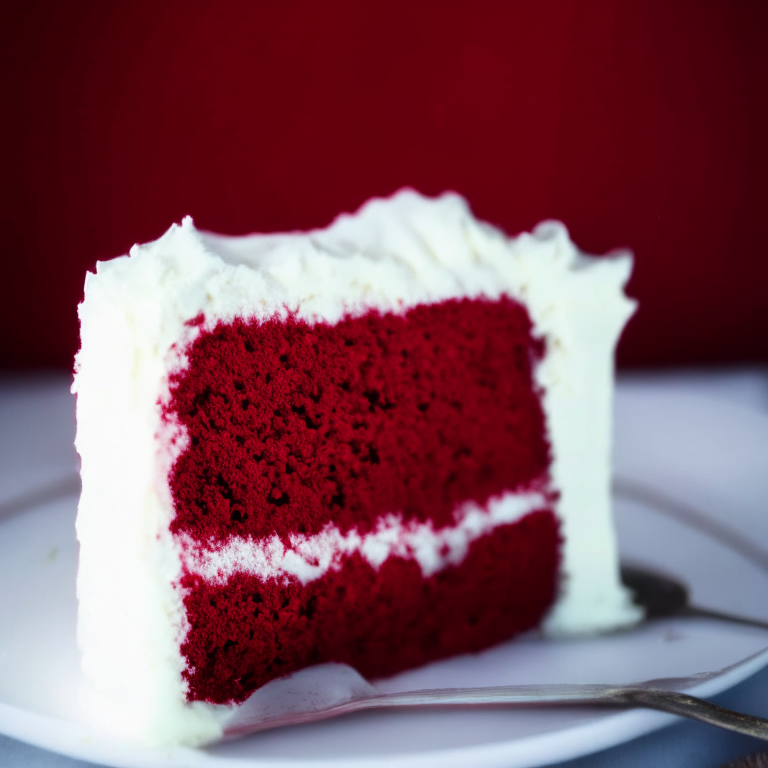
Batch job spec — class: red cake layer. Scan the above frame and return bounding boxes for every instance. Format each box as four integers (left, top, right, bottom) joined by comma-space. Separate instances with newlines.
180, 509, 560, 704
166, 297, 550, 543
164, 296, 559, 704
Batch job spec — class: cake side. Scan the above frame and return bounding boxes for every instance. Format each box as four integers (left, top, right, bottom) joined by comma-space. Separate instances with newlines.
497, 223, 640, 635
72, 235, 234, 745
73, 217, 342, 744
537, 251, 638, 636
73, 189, 639, 746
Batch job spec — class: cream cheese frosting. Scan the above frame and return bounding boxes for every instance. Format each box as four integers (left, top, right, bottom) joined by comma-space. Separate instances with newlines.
179, 490, 550, 586
73, 189, 640, 746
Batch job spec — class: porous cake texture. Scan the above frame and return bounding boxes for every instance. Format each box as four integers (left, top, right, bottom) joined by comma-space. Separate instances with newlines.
73, 190, 640, 746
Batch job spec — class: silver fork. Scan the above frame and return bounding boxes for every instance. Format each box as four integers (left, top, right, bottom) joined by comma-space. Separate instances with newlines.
222, 646, 768, 741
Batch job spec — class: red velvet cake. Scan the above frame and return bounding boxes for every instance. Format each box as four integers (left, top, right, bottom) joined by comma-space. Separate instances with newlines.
73, 189, 640, 745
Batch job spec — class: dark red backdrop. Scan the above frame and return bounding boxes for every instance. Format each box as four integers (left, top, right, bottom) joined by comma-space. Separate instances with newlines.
2, 0, 766, 370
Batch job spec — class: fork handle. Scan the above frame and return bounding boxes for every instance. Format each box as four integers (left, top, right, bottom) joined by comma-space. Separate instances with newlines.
352, 686, 768, 741
682, 605, 768, 633
617, 688, 768, 739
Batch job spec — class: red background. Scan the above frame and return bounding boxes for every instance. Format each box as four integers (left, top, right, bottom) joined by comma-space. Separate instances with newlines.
2, 0, 766, 370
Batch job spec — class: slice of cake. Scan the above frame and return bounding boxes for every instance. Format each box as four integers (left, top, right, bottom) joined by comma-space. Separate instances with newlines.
72, 189, 641, 746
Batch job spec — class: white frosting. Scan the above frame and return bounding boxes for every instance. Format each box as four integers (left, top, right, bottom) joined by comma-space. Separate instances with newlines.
72, 189, 640, 747
180, 490, 548, 585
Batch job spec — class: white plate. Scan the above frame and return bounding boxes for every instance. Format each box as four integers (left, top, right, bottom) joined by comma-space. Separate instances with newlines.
1, 387, 768, 768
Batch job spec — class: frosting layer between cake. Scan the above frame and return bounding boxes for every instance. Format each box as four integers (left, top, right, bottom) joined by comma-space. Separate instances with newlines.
73, 189, 640, 745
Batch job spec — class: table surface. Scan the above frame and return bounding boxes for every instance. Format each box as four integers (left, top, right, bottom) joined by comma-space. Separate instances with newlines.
1, 368, 767, 768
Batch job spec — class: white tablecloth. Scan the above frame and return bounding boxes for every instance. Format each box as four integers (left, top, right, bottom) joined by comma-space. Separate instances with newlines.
1, 369, 767, 768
